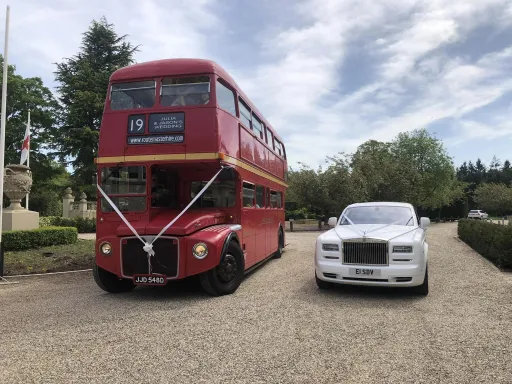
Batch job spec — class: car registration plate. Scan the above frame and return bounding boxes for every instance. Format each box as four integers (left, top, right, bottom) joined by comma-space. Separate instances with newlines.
349, 268, 381, 277
133, 274, 167, 286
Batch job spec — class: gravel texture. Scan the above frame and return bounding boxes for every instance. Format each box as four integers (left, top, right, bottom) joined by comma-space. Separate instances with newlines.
1, 222, 511, 383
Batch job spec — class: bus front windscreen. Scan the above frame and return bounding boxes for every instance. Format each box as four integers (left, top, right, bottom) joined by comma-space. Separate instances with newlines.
160, 76, 210, 107
110, 81, 156, 110
100, 166, 147, 212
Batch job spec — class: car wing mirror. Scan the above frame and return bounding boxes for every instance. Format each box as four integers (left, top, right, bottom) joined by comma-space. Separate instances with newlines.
328, 217, 338, 227
420, 217, 430, 229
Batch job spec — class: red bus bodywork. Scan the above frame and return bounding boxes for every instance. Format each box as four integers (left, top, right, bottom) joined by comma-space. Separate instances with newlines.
93, 58, 288, 296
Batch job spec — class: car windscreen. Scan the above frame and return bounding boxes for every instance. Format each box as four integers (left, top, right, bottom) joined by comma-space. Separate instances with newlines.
340, 206, 414, 226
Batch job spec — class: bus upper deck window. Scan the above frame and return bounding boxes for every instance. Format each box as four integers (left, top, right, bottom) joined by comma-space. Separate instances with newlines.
161, 76, 210, 107
110, 81, 156, 110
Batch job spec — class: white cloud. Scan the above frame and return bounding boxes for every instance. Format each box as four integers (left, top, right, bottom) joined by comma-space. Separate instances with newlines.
235, 0, 512, 169
3, 0, 512, 171
3, 0, 220, 86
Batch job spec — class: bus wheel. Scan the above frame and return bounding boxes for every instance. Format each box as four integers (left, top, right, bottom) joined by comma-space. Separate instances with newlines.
273, 229, 284, 259
199, 241, 244, 296
93, 261, 135, 293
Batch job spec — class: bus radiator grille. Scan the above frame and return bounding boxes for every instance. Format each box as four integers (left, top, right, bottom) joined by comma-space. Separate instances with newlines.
121, 238, 179, 278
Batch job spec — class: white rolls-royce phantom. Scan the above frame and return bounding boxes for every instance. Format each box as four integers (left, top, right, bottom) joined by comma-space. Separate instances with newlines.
314, 202, 430, 295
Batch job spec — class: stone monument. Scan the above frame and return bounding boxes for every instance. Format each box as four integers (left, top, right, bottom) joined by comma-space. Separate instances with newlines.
2, 164, 39, 231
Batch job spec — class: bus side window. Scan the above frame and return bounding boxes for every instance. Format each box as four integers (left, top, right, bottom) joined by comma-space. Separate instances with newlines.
266, 127, 273, 146
277, 192, 282, 208
242, 182, 255, 207
238, 98, 252, 129
255, 185, 265, 208
266, 188, 270, 208
252, 113, 264, 141
216, 79, 236, 116
274, 139, 283, 157
270, 190, 278, 208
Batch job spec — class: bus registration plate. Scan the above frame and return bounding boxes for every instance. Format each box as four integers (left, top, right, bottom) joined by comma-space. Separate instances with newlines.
133, 274, 167, 286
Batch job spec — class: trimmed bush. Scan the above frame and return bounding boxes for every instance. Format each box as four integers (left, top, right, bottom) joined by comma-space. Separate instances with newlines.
29, 190, 63, 217
39, 216, 96, 233
3, 227, 78, 251
457, 219, 512, 269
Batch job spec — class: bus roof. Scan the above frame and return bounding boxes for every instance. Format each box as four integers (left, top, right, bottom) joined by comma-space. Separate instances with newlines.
109, 58, 284, 144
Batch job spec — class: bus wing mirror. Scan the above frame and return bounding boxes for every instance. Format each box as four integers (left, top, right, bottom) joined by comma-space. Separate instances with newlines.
92, 172, 97, 186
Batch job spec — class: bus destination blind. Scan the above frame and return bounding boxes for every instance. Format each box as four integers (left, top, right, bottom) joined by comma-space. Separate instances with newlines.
148, 112, 185, 133
127, 112, 185, 145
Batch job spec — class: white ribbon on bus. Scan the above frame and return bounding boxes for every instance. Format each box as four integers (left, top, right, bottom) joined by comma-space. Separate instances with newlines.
96, 166, 228, 274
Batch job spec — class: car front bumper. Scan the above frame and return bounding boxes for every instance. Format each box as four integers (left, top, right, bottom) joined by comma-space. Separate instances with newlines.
315, 258, 426, 287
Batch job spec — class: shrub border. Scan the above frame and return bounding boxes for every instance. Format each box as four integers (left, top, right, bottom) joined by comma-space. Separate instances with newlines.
3, 226, 78, 251
457, 219, 512, 271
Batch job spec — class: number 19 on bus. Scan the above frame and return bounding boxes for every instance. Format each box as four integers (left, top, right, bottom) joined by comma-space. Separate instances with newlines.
128, 115, 146, 133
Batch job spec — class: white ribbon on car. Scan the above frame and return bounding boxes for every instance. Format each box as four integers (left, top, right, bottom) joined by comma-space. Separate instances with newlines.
97, 166, 228, 274
338, 214, 417, 238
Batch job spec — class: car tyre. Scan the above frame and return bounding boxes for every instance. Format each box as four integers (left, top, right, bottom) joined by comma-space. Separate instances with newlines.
93, 261, 136, 293
315, 271, 331, 290
413, 265, 429, 296
199, 241, 245, 296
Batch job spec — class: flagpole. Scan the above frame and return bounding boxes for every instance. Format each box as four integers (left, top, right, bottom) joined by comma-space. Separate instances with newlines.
25, 110, 29, 209
0, 5, 10, 278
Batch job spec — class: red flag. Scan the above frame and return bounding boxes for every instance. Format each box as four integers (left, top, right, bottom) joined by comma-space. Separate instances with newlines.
20, 116, 30, 165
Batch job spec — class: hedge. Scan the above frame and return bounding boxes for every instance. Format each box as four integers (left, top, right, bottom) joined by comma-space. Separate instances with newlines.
457, 219, 512, 269
3, 227, 78, 251
39, 216, 96, 233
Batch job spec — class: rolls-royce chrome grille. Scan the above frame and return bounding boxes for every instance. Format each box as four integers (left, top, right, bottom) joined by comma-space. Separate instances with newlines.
342, 239, 389, 266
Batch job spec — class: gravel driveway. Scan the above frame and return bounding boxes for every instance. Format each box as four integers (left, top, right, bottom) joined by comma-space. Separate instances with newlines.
1, 223, 511, 383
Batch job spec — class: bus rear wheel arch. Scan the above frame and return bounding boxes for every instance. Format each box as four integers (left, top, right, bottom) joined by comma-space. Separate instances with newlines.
199, 240, 245, 296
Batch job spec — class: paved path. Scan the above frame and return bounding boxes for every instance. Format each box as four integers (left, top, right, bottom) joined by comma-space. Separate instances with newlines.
1, 223, 511, 383
78, 233, 95, 240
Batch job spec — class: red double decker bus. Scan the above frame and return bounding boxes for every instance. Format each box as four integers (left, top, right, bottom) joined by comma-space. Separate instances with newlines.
93, 58, 288, 296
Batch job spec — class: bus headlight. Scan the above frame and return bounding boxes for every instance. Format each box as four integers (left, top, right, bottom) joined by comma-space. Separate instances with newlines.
192, 242, 208, 259
100, 242, 112, 255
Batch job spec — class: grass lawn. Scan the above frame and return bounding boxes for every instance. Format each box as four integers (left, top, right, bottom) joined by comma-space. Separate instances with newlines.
4, 239, 94, 276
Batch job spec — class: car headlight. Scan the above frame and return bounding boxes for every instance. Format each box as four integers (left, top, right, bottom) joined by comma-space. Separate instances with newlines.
393, 245, 412, 253
322, 243, 339, 251
192, 242, 208, 259
100, 242, 112, 255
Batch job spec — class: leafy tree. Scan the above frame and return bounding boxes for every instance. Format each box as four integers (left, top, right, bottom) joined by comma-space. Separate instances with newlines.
0, 55, 67, 212
321, 153, 366, 215
390, 129, 464, 210
473, 183, 512, 215
53, 16, 139, 185
502, 160, 512, 186
287, 162, 329, 216
349, 140, 408, 202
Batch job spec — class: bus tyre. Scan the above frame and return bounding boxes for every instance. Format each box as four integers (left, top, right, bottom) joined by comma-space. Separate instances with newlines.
199, 241, 245, 296
273, 230, 284, 259
93, 261, 135, 293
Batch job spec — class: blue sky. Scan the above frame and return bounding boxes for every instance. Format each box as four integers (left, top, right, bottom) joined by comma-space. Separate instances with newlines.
3, 0, 512, 171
